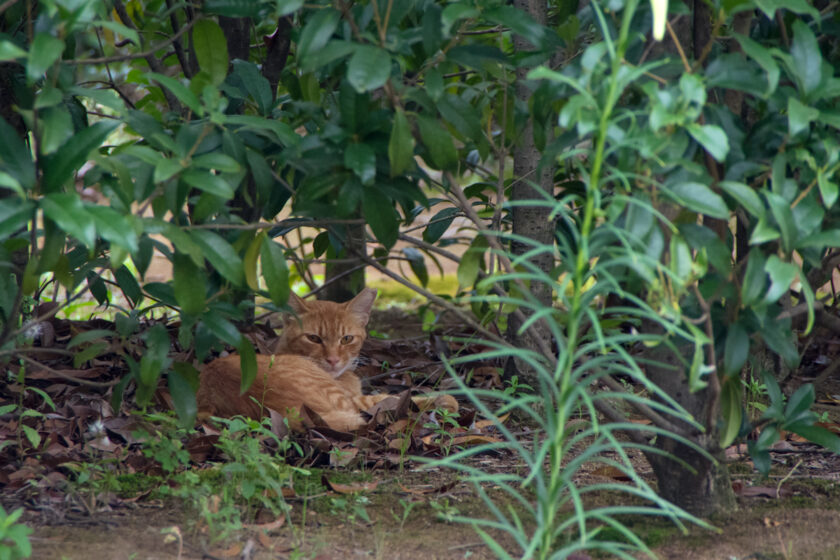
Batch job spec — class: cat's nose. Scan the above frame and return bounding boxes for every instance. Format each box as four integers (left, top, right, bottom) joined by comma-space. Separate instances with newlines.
325, 356, 340, 367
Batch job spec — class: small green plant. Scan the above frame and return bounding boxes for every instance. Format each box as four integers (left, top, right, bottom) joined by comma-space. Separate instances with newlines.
0, 506, 32, 560
2, 369, 56, 454
423, 407, 461, 456
502, 374, 533, 397
743, 371, 768, 418
132, 413, 193, 474
329, 495, 371, 524
429, 498, 460, 523
176, 415, 307, 541
391, 498, 419, 531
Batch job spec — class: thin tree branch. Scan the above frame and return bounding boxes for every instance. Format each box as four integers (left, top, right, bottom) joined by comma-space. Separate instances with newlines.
68, 14, 198, 65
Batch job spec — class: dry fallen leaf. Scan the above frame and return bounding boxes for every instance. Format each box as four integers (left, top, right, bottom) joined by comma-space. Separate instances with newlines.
322, 475, 379, 494
246, 515, 286, 532
591, 466, 631, 482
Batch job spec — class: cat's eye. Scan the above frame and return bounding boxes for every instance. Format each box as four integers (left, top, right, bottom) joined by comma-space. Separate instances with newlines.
340, 335, 354, 345
305, 334, 323, 344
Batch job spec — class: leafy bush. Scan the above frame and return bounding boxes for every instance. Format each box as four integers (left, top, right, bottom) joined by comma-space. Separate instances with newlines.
0, 506, 31, 560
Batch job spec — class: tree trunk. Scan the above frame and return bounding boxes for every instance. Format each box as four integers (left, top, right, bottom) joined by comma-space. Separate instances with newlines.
506, 0, 555, 387
321, 223, 366, 303
642, 340, 737, 516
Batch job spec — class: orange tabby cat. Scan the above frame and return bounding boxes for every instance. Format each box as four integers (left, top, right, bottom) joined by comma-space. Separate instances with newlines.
196, 288, 457, 431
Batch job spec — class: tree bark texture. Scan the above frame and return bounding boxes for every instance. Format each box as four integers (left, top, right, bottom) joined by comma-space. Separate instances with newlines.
322, 223, 366, 303
641, 340, 737, 516
507, 0, 555, 386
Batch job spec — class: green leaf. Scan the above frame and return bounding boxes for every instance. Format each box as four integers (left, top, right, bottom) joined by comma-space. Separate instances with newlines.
147, 72, 202, 115
669, 235, 692, 284
238, 338, 257, 394
787, 97, 819, 137
73, 342, 109, 368
41, 193, 95, 248
192, 153, 241, 173
344, 143, 376, 185
347, 45, 391, 93
417, 115, 457, 171
760, 322, 800, 369
138, 325, 171, 406
753, 0, 819, 21
817, 171, 838, 209
422, 4, 442, 55
437, 94, 483, 142
718, 181, 764, 218
260, 238, 289, 306
441, 4, 478, 35
299, 39, 356, 73
686, 124, 729, 162
190, 230, 244, 286
193, 19, 229, 86
666, 182, 729, 220
173, 252, 206, 314
765, 192, 797, 253
225, 114, 298, 146
788, 424, 840, 453
789, 20, 824, 97
69, 86, 125, 111
41, 121, 119, 193
458, 235, 488, 289
763, 255, 798, 305
0, 172, 24, 198
796, 229, 840, 249
402, 247, 429, 287
363, 189, 399, 249
719, 377, 743, 448
201, 311, 242, 347
168, 368, 197, 428
423, 207, 459, 244
484, 6, 545, 47
154, 158, 183, 184
243, 233, 263, 292
0, 39, 27, 61
39, 107, 73, 155
686, 321, 710, 391
723, 323, 749, 376
87, 205, 139, 252
734, 34, 779, 98
297, 8, 340, 65
94, 19, 140, 47
27, 32, 64, 82
388, 109, 415, 176
114, 265, 142, 307
741, 249, 766, 307
0, 199, 34, 240
182, 169, 235, 199
0, 117, 35, 192
21, 425, 41, 449
784, 384, 814, 419
748, 215, 780, 245
230, 60, 273, 115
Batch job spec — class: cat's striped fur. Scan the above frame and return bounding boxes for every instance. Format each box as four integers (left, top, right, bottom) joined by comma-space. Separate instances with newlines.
196, 289, 457, 431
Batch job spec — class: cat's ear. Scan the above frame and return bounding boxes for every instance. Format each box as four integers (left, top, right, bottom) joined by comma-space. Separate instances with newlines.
345, 288, 377, 323
286, 292, 308, 318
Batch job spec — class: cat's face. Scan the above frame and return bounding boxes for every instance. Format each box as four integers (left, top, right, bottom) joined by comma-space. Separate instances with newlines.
281, 288, 376, 377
